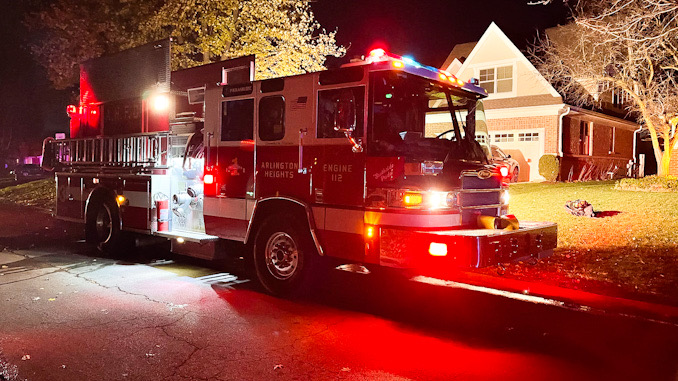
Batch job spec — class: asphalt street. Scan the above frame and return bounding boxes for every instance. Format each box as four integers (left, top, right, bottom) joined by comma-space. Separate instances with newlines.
0, 204, 677, 380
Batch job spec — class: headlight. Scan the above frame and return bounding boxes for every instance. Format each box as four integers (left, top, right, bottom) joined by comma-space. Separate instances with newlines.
426, 191, 449, 210
500, 189, 510, 205
393, 190, 458, 209
446, 192, 458, 207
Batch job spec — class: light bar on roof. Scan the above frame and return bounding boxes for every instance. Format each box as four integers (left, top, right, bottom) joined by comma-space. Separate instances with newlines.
365, 48, 467, 87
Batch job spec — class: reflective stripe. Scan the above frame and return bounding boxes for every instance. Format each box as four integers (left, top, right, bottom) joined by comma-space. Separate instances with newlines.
325, 208, 364, 234
246, 199, 255, 220
311, 207, 325, 230
364, 211, 460, 228
203, 197, 247, 220
201, 201, 462, 233
122, 191, 150, 208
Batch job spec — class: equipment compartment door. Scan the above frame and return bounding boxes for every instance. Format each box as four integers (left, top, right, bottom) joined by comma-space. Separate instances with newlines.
56, 174, 83, 220
168, 133, 206, 234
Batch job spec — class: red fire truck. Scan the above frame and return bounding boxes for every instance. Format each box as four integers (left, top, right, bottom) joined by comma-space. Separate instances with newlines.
42, 40, 557, 295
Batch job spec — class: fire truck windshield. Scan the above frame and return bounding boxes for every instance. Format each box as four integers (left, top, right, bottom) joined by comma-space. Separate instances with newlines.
368, 71, 488, 163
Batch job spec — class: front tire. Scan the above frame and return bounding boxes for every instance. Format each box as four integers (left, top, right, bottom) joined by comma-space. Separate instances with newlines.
252, 216, 318, 296
86, 197, 122, 254
511, 168, 520, 183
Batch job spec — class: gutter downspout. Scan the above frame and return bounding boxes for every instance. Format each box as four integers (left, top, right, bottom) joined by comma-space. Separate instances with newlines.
632, 125, 643, 177
558, 106, 571, 158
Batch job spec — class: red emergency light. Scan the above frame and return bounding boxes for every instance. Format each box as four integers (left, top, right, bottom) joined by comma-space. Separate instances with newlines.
369, 48, 386, 58
429, 242, 448, 256
66, 105, 79, 115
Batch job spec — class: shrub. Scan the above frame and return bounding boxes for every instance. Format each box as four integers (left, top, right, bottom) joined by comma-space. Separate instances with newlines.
615, 175, 678, 192
539, 154, 560, 182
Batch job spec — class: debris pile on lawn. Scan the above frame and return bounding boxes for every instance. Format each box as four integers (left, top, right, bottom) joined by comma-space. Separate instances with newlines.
564, 199, 594, 217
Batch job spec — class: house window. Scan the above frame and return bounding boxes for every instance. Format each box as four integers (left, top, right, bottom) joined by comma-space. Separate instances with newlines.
475, 134, 488, 144
479, 65, 513, 94
518, 132, 539, 141
493, 133, 514, 143
612, 89, 631, 107
579, 121, 591, 155
597, 81, 631, 107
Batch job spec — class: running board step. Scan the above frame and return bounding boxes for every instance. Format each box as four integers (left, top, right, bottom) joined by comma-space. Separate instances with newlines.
153, 231, 219, 244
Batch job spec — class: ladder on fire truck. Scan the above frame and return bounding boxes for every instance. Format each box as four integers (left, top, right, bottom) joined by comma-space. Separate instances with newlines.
43, 132, 171, 172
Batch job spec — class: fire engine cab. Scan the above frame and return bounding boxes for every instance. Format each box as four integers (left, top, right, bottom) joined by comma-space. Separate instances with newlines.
42, 40, 557, 295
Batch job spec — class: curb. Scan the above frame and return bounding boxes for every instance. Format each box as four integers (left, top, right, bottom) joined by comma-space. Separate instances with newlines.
411, 271, 678, 326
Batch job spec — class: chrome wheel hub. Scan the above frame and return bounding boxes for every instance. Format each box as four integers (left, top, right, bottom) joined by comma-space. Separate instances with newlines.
264, 232, 299, 280
95, 204, 113, 244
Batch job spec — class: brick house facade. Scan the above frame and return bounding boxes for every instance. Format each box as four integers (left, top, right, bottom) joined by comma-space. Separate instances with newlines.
440, 22, 641, 181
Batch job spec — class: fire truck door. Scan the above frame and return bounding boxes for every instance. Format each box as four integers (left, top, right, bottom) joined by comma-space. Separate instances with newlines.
315, 86, 366, 206
216, 98, 255, 198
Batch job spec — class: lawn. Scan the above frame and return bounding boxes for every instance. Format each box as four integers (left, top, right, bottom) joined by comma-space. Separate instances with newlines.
480, 181, 678, 305
0, 178, 55, 210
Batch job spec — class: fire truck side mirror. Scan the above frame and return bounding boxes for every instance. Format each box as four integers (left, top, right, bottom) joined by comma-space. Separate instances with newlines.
332, 95, 357, 133
331, 92, 362, 153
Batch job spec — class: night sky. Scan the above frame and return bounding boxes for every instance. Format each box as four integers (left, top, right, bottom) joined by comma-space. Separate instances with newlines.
313, 0, 570, 68
0, 0, 570, 144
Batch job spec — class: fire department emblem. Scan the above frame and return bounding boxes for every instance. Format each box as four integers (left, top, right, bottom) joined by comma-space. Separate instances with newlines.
227, 158, 245, 176
477, 169, 492, 179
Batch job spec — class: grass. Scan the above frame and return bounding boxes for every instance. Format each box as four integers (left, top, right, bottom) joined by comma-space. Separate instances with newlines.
480, 181, 678, 305
0, 178, 55, 210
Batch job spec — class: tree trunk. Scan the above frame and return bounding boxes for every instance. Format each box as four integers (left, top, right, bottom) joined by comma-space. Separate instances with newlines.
654, 144, 666, 177
658, 138, 673, 177
659, 153, 670, 176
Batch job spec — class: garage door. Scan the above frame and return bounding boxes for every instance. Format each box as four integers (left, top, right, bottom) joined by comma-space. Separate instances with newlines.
491, 129, 544, 182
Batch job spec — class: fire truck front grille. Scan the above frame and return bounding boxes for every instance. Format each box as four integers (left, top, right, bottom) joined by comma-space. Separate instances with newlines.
461, 173, 501, 189
458, 191, 500, 207
459, 172, 502, 223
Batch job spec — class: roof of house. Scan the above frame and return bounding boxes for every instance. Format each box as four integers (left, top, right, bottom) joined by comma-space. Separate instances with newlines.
440, 41, 477, 70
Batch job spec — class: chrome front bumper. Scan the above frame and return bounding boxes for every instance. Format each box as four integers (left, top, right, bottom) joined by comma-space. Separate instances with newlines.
379, 221, 558, 269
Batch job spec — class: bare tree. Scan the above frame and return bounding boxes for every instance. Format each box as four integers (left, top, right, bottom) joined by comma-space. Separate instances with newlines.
531, 0, 678, 176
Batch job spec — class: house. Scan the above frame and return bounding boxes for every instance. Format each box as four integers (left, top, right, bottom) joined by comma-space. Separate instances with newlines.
438, 22, 641, 182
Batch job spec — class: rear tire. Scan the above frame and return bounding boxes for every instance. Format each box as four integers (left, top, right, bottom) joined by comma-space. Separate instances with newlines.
252, 215, 318, 297
511, 168, 520, 183
86, 197, 122, 254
